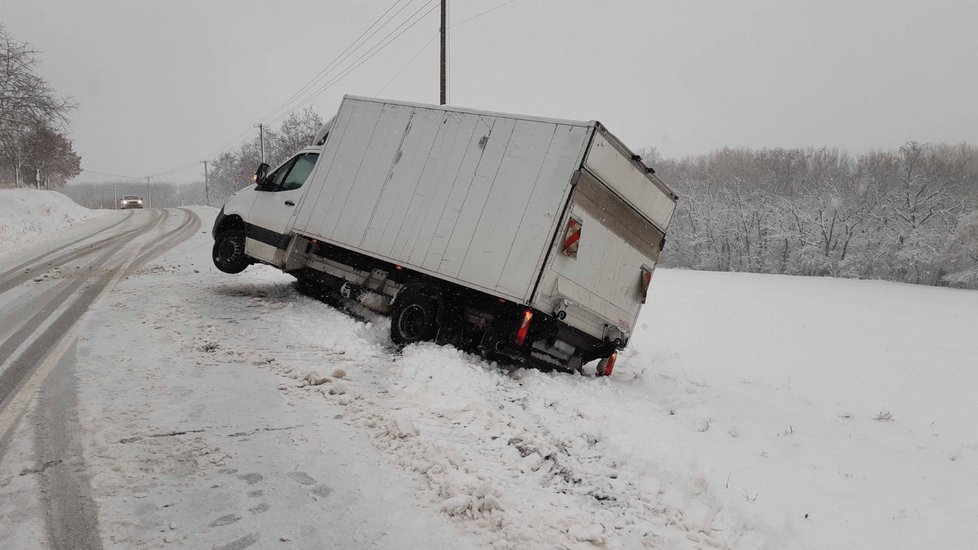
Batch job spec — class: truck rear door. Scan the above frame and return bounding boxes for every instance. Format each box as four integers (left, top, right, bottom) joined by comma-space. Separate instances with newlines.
531, 128, 677, 342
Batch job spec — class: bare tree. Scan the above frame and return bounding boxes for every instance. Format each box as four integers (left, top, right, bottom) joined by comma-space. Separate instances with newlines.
0, 24, 77, 186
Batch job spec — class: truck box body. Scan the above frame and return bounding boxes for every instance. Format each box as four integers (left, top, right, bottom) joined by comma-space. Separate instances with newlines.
285, 96, 677, 341
214, 95, 678, 367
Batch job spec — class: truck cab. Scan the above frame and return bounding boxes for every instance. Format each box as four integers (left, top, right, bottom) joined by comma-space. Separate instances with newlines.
213, 146, 321, 268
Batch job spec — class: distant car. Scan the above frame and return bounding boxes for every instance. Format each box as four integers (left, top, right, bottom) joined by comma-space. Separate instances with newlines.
119, 195, 144, 209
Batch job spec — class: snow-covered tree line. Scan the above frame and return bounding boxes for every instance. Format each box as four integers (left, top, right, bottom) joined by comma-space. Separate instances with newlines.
652, 143, 978, 288
0, 24, 81, 188
205, 108, 324, 206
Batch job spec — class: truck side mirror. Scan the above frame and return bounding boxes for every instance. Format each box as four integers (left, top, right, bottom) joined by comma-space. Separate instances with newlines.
253, 162, 270, 186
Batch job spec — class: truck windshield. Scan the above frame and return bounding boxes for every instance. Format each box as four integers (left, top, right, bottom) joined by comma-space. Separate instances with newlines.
280, 153, 318, 191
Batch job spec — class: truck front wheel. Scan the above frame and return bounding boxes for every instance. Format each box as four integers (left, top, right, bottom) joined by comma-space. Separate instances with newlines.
390, 287, 438, 346
213, 229, 249, 274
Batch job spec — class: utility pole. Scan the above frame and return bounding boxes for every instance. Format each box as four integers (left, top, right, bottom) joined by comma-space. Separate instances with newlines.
201, 160, 209, 205
440, 0, 448, 105
145, 176, 152, 209
255, 123, 265, 162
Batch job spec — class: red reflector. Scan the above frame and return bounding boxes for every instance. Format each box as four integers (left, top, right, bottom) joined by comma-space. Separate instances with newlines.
602, 351, 618, 376
515, 309, 534, 345
640, 266, 654, 304
562, 217, 581, 258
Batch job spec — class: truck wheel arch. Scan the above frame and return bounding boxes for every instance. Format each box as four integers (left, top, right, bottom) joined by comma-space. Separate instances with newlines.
215, 214, 246, 235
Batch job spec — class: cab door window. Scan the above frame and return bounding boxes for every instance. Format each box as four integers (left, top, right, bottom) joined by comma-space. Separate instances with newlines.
260, 153, 319, 192
280, 153, 318, 191
263, 158, 296, 190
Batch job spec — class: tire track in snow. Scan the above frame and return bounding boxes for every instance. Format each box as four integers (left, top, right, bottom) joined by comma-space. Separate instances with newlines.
0, 209, 160, 296
0, 209, 133, 284
0, 208, 199, 550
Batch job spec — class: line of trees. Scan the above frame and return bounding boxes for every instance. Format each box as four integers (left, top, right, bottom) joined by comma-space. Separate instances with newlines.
651, 142, 978, 288
0, 24, 81, 188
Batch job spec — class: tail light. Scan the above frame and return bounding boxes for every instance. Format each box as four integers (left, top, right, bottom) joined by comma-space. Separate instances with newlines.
515, 309, 534, 345
602, 351, 618, 376
640, 266, 654, 304
561, 217, 581, 258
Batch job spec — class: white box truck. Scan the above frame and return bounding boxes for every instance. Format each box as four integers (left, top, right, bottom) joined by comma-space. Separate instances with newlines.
212, 96, 677, 374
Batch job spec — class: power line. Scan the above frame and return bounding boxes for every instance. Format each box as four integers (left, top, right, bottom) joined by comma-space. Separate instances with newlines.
140, 1, 431, 178
377, 33, 438, 95
257, 0, 416, 125
266, 0, 439, 125
132, 0, 509, 181
265, 1, 440, 126
450, 0, 522, 29
79, 168, 142, 180
378, 0, 525, 98
147, 161, 201, 179
204, 126, 260, 160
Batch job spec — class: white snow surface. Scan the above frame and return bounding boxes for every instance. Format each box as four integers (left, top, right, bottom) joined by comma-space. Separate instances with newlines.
0, 189, 102, 254
3, 204, 977, 548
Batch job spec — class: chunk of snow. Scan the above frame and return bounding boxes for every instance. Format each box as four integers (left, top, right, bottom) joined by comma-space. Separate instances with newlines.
302, 371, 330, 386
392, 415, 418, 438
568, 524, 605, 544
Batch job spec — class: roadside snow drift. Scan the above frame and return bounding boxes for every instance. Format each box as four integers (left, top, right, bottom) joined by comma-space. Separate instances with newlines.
0, 188, 97, 253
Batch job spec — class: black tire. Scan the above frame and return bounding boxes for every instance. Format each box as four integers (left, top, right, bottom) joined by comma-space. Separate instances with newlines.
212, 229, 250, 274
390, 286, 439, 346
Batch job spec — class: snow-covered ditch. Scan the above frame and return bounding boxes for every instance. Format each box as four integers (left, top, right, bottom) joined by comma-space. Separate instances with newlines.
85, 215, 978, 549
0, 188, 100, 254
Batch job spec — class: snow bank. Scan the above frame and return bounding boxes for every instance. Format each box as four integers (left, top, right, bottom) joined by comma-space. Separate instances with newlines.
303, 269, 978, 549
0, 188, 94, 254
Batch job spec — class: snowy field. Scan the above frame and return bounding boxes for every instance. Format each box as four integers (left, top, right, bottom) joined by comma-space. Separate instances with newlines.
2, 197, 977, 548
0, 189, 101, 254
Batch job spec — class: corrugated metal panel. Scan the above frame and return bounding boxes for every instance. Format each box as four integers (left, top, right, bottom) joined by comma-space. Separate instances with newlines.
363, 107, 445, 256
420, 116, 495, 272
332, 103, 414, 245
457, 119, 558, 290
583, 131, 676, 231
437, 117, 517, 277
496, 124, 591, 297
293, 100, 356, 232
392, 110, 473, 263
404, 112, 480, 266
293, 99, 385, 235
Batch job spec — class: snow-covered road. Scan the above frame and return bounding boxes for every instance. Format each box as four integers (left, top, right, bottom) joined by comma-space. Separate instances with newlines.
0, 206, 201, 549
2, 200, 977, 549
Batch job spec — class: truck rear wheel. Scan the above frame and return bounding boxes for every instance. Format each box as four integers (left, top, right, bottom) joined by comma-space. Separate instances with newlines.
390, 286, 439, 346
213, 229, 249, 274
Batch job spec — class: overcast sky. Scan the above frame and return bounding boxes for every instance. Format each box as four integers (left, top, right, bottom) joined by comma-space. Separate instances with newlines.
4, 0, 978, 184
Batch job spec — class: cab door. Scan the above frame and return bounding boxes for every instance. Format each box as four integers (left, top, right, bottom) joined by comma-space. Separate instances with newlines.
245, 152, 319, 265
